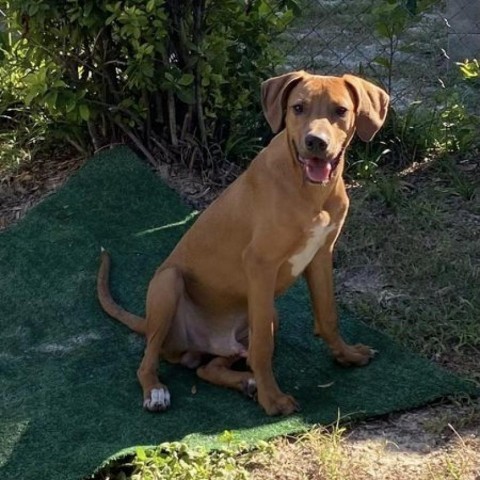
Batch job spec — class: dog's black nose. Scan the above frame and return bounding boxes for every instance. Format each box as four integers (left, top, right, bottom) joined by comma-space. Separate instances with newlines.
305, 133, 328, 153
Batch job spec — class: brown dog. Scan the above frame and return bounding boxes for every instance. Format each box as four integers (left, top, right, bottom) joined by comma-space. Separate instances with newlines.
97, 71, 389, 416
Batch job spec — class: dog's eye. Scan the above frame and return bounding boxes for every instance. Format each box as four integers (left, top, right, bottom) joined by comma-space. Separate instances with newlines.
336, 106, 348, 117
292, 104, 304, 115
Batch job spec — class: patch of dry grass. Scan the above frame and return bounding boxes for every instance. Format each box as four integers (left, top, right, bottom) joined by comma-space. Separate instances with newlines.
247, 405, 480, 480
337, 155, 480, 380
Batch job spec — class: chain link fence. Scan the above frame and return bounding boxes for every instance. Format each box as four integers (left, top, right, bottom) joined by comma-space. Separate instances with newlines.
271, 0, 479, 110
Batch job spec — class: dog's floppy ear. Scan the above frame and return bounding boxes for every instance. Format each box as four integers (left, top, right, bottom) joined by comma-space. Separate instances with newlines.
261, 71, 306, 133
343, 74, 390, 142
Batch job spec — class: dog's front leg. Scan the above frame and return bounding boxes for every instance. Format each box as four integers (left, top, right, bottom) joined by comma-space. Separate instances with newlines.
304, 249, 374, 366
243, 248, 299, 415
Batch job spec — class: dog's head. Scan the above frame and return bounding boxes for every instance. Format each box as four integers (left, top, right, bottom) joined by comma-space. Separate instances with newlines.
261, 71, 389, 184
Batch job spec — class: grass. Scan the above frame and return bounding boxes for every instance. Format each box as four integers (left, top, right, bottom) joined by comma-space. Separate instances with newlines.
2, 135, 477, 479
85, 142, 479, 480
124, 441, 252, 480
337, 154, 480, 370
2, 165, 479, 480
2, 0, 479, 471
3, 120, 479, 480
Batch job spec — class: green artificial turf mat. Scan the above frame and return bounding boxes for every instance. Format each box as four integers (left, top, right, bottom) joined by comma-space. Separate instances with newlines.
0, 147, 477, 480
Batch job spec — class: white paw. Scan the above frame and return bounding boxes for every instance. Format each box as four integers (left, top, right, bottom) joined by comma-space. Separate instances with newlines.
242, 378, 257, 398
143, 387, 171, 412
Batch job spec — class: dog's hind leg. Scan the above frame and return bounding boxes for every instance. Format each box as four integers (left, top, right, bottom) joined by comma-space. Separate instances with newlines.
137, 267, 183, 412
196, 356, 257, 398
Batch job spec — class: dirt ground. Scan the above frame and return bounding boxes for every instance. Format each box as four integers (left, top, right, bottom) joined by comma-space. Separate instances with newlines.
1, 147, 479, 480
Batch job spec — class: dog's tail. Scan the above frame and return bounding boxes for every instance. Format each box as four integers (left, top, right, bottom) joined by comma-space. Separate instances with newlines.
97, 248, 146, 335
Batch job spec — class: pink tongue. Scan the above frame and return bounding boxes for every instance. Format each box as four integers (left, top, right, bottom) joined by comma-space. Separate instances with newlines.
306, 160, 332, 183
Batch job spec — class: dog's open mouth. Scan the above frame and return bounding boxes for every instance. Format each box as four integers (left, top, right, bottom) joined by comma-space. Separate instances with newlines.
298, 152, 342, 184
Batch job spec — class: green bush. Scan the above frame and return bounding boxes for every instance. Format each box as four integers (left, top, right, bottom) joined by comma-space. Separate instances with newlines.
0, 0, 296, 168
347, 58, 480, 181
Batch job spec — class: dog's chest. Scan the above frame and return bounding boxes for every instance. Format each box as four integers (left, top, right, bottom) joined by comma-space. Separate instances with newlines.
288, 220, 337, 276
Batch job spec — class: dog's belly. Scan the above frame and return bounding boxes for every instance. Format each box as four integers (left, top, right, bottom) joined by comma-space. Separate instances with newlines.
165, 296, 249, 358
